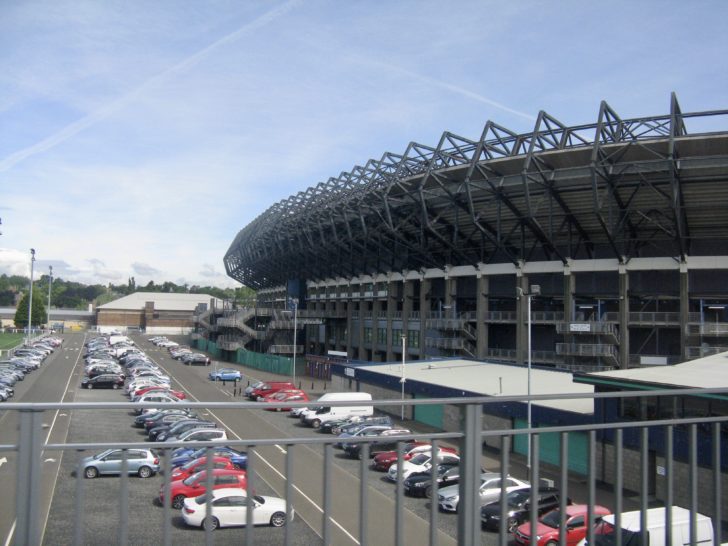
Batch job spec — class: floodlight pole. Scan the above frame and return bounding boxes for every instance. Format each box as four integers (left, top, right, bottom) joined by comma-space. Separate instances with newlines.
292, 299, 298, 388
517, 283, 540, 480
27, 249, 36, 342
400, 334, 406, 420
47, 265, 53, 331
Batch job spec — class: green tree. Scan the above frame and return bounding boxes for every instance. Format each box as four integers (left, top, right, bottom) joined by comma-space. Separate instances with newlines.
14, 291, 47, 329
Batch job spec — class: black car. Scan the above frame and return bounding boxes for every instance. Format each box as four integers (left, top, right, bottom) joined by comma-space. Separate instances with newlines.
343, 429, 413, 459
134, 408, 195, 428
147, 414, 205, 440
155, 419, 217, 442
403, 462, 464, 498
480, 486, 568, 532
81, 373, 125, 389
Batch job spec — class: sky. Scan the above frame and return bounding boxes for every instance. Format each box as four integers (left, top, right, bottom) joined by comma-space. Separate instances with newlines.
1, 1, 726, 289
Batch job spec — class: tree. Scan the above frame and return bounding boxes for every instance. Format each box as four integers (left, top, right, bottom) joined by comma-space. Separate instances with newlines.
14, 291, 47, 329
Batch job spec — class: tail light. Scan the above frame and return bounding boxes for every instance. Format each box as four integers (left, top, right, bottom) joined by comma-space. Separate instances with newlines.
183, 506, 195, 514
153, 458, 159, 464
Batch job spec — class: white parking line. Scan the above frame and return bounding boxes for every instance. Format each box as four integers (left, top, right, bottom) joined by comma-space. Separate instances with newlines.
151, 353, 360, 545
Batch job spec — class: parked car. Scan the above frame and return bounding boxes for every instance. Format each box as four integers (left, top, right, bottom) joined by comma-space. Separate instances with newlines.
337, 427, 409, 450
403, 462, 464, 498
170, 446, 248, 470
330, 414, 393, 435
81, 374, 125, 389
437, 472, 529, 512
161, 469, 248, 509
156, 419, 217, 442
480, 487, 569, 532
164, 427, 227, 444
80, 448, 160, 478
372, 442, 457, 470
135, 408, 195, 428
169, 456, 239, 481
249, 381, 296, 400
514, 504, 612, 546
262, 390, 310, 411
387, 451, 461, 482
208, 368, 242, 382
181, 488, 292, 530
181, 353, 210, 365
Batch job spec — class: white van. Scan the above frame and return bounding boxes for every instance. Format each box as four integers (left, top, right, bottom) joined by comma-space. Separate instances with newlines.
301, 392, 373, 428
582, 506, 714, 546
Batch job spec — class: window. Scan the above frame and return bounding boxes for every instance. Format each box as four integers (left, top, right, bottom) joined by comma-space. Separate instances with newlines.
408, 330, 420, 348
364, 328, 372, 343
377, 328, 387, 344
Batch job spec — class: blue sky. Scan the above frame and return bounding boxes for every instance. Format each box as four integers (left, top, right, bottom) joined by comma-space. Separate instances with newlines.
1, 0, 726, 288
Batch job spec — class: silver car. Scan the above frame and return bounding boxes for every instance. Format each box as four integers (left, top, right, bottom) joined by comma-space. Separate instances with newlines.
80, 448, 160, 479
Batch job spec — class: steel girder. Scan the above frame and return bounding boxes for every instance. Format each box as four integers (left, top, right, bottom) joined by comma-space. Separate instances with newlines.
224, 95, 728, 289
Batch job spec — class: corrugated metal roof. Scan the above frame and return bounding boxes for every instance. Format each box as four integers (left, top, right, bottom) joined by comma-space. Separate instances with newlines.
360, 359, 594, 414
585, 351, 728, 389
97, 292, 221, 311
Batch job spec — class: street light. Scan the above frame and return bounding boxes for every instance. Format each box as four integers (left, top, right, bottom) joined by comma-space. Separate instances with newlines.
47, 265, 53, 331
400, 333, 407, 420
517, 283, 540, 479
27, 249, 36, 342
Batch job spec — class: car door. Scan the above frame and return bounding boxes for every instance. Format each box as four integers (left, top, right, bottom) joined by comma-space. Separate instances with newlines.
223, 495, 248, 527
98, 450, 123, 474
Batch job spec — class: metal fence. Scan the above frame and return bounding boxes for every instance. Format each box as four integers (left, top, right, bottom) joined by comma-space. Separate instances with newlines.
3, 390, 727, 546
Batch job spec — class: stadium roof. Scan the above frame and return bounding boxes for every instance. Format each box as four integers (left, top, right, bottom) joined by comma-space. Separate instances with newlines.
225, 94, 728, 289
97, 292, 220, 311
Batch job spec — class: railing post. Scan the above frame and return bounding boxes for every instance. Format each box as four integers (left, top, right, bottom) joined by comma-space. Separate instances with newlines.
457, 401, 482, 546
16, 408, 44, 546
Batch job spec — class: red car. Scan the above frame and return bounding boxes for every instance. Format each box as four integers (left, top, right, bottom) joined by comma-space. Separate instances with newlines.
160, 468, 248, 509
263, 390, 310, 411
169, 456, 237, 481
514, 504, 612, 546
371, 442, 457, 471
132, 386, 186, 400
249, 381, 296, 400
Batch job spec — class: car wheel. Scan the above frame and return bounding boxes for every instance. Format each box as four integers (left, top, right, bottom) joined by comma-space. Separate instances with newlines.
233, 463, 244, 470
203, 516, 219, 531
425, 485, 433, 498
87, 384, 93, 390
270, 511, 286, 527
172, 495, 186, 509
84, 466, 98, 479
311, 419, 321, 429
357, 450, 364, 461
545, 541, 557, 546
507, 517, 519, 533
138, 466, 152, 478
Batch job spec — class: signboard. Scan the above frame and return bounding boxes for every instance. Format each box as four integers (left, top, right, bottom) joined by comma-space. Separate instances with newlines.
328, 350, 348, 357
344, 367, 356, 378
570, 323, 591, 332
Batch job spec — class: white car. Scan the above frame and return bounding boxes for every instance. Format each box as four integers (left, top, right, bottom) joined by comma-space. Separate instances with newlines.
182, 488, 293, 530
437, 472, 529, 512
387, 451, 460, 482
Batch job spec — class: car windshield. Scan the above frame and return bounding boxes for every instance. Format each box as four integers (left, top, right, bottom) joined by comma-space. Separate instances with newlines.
181, 458, 202, 470
183, 471, 204, 486
410, 454, 430, 465
540, 509, 563, 529
506, 489, 531, 507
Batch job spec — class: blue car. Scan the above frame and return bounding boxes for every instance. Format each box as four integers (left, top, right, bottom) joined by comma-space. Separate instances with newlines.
208, 368, 242, 382
169, 446, 248, 469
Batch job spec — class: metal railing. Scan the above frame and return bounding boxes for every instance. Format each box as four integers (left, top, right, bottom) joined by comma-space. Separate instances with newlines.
3, 391, 727, 546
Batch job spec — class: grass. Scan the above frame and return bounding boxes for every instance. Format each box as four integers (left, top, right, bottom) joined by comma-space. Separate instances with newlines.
0, 332, 26, 351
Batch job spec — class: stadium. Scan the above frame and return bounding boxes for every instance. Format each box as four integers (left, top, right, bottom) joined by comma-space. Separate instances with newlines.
218, 93, 728, 373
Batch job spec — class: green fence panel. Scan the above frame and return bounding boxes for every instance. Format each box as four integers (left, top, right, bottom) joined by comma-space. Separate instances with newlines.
513, 419, 587, 475
413, 394, 444, 429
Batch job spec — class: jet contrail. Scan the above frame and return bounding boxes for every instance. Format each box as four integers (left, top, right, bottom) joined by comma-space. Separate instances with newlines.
374, 62, 536, 122
0, 0, 302, 173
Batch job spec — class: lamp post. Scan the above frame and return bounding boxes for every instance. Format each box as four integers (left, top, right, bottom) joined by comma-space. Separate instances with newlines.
27, 249, 36, 342
517, 283, 540, 479
47, 265, 53, 331
400, 333, 407, 420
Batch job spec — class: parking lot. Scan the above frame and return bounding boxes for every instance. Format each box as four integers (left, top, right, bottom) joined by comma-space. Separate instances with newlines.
33, 335, 475, 545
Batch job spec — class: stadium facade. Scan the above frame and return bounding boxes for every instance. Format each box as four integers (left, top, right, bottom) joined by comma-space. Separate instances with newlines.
219, 94, 728, 372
